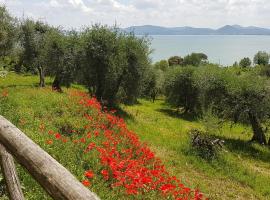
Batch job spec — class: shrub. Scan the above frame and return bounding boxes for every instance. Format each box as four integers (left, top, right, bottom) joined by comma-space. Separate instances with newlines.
189, 129, 224, 160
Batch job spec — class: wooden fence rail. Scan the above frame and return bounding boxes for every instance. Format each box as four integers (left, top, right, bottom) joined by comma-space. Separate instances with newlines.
0, 115, 100, 200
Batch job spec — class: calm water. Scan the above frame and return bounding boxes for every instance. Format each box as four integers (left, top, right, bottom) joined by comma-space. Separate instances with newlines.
149, 35, 270, 66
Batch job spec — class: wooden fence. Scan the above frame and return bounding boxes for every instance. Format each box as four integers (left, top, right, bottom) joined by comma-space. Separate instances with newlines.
0, 115, 100, 200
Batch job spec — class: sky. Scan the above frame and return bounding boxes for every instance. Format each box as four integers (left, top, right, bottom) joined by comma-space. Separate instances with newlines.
1, 0, 270, 29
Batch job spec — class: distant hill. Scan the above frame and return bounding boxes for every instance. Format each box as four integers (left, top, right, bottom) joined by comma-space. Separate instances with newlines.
124, 25, 270, 35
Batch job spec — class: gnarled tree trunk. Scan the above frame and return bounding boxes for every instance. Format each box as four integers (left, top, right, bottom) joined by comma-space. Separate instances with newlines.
38, 66, 45, 87
248, 111, 267, 145
52, 74, 63, 93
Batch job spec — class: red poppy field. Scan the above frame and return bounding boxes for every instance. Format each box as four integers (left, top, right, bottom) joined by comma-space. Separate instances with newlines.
44, 91, 205, 199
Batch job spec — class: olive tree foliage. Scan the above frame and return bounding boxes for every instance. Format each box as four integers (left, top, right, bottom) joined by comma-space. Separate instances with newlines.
168, 56, 183, 66
254, 51, 269, 66
0, 5, 18, 71
0, 6, 16, 58
164, 66, 198, 113
239, 57, 251, 68
42, 29, 81, 91
154, 60, 169, 71
80, 25, 150, 106
142, 66, 165, 102
19, 19, 50, 87
195, 66, 270, 145
183, 53, 208, 66
164, 64, 270, 144
222, 73, 270, 144
193, 65, 232, 113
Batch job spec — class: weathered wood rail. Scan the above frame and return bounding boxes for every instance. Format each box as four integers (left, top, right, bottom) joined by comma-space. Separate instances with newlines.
0, 115, 100, 200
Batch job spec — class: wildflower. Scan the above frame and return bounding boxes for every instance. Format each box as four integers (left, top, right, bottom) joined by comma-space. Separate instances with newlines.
55, 133, 61, 139
160, 184, 176, 193
84, 170, 94, 178
82, 180, 91, 187
80, 138, 86, 143
46, 139, 53, 145
1, 90, 8, 97
101, 169, 109, 180
48, 130, 54, 135
61, 138, 68, 143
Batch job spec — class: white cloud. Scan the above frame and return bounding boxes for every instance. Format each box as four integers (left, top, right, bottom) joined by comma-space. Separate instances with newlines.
49, 0, 62, 8
2, 0, 270, 29
68, 0, 92, 12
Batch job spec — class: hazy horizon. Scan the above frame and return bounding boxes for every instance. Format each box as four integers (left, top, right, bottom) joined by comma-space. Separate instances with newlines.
1, 0, 270, 29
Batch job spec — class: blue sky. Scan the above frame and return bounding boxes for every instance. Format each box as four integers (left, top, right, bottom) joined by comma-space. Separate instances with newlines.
1, 0, 270, 29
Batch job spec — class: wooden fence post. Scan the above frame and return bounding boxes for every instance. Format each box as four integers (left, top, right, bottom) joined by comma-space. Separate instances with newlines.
0, 116, 100, 200
0, 143, 25, 200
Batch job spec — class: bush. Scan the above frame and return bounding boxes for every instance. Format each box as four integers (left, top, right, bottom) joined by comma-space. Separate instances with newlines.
189, 129, 224, 160
239, 57, 251, 68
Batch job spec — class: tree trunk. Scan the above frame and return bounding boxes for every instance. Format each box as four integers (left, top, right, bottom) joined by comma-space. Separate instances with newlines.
38, 66, 45, 87
52, 74, 63, 93
248, 111, 267, 144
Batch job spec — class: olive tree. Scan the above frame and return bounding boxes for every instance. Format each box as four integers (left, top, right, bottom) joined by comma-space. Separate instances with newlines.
0, 6, 16, 58
81, 25, 150, 106
239, 57, 251, 68
142, 67, 165, 102
195, 66, 270, 145
168, 56, 183, 66
254, 51, 269, 66
164, 66, 198, 113
42, 29, 80, 91
222, 73, 270, 144
19, 19, 50, 87
183, 53, 208, 66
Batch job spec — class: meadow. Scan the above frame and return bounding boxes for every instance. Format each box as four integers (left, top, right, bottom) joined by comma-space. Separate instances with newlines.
0, 73, 270, 200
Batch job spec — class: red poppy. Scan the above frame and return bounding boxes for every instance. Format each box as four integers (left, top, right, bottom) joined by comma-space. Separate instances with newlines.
55, 133, 61, 139
46, 139, 53, 145
84, 170, 94, 179
82, 180, 91, 187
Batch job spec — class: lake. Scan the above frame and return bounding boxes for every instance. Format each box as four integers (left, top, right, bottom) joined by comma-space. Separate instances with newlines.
149, 35, 270, 66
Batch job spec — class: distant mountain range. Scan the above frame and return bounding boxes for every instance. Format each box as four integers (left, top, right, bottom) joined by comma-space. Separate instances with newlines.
124, 25, 270, 35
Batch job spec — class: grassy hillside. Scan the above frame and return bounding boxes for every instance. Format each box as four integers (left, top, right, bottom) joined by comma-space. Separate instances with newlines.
122, 100, 270, 200
0, 73, 270, 200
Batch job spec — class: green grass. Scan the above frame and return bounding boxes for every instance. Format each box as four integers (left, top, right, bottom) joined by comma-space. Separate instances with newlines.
121, 100, 270, 200
0, 73, 270, 200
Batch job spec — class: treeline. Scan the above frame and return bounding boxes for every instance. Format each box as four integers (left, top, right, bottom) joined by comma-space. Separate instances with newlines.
0, 6, 151, 106
153, 53, 270, 145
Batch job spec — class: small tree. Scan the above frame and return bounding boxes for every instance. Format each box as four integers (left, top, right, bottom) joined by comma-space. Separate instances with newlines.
19, 19, 50, 87
42, 29, 80, 91
239, 57, 251, 68
183, 53, 208, 66
168, 56, 183, 66
254, 51, 269, 66
142, 67, 164, 102
164, 66, 198, 113
154, 60, 169, 71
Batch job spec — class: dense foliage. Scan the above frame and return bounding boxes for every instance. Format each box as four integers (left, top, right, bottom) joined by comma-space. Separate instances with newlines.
1, 5, 151, 105
164, 64, 270, 145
